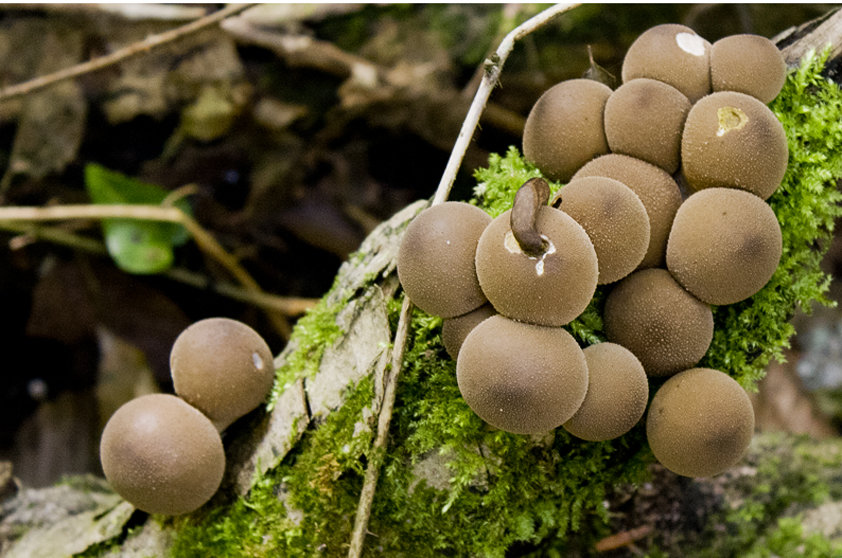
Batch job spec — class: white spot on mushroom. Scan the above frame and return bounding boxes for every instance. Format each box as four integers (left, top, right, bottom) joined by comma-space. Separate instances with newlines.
503, 231, 556, 276
716, 106, 749, 137
252, 351, 264, 370
675, 32, 706, 56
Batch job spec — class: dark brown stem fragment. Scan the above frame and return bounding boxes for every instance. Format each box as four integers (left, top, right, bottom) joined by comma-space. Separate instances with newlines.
511, 177, 550, 257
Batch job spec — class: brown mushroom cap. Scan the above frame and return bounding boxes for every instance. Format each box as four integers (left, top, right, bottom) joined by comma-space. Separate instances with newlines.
475, 206, 598, 327
603, 78, 691, 173
647, 367, 755, 477
441, 304, 497, 360
563, 342, 649, 442
681, 90, 788, 200
621, 23, 711, 103
711, 34, 787, 104
666, 188, 782, 306
100, 393, 225, 515
397, 201, 491, 318
456, 315, 588, 434
572, 153, 682, 268
522, 79, 612, 182
553, 176, 650, 284
171, 317, 275, 431
604, 268, 713, 377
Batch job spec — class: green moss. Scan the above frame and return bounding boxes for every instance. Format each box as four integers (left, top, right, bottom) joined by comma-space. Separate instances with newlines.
267, 289, 344, 410
678, 433, 842, 558
169, 53, 842, 557
171, 377, 376, 556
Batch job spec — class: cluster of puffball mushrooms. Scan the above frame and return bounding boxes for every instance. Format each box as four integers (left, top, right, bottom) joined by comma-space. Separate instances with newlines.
99, 318, 274, 515
398, 24, 789, 478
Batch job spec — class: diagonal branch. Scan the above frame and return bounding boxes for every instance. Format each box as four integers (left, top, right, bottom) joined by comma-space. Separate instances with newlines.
347, 4, 581, 558
0, 4, 253, 104
0, 203, 292, 338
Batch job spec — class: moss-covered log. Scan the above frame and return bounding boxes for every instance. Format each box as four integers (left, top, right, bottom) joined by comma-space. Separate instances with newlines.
4, 9, 842, 558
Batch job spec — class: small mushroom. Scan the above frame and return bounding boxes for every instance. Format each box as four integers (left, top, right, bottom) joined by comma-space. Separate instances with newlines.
646, 367, 755, 477
710, 34, 787, 104
441, 304, 497, 360
397, 201, 491, 318
681, 90, 788, 200
553, 176, 650, 284
621, 23, 711, 103
572, 153, 682, 269
604, 268, 713, 377
456, 315, 588, 435
563, 342, 648, 442
666, 188, 782, 305
522, 79, 612, 182
99, 393, 225, 515
171, 317, 275, 431
475, 180, 598, 326
603, 78, 691, 173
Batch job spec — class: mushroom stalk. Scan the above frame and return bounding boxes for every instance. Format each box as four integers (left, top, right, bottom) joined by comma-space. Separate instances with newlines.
511, 177, 551, 257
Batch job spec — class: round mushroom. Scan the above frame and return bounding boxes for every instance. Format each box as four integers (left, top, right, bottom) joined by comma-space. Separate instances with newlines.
666, 188, 782, 306
441, 304, 497, 360
100, 393, 225, 515
456, 315, 588, 435
572, 153, 682, 268
603, 78, 691, 173
563, 343, 648, 442
553, 176, 650, 284
621, 23, 711, 103
397, 201, 491, 318
475, 199, 598, 326
171, 317, 275, 431
604, 268, 713, 377
681, 90, 788, 200
522, 79, 612, 182
710, 34, 787, 104
647, 367, 755, 477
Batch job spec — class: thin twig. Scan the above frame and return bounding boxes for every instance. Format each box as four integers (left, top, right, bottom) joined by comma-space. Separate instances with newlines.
347, 5, 580, 558
0, 219, 317, 316
433, 2, 580, 205
594, 525, 653, 552
0, 4, 253, 104
0, 203, 292, 338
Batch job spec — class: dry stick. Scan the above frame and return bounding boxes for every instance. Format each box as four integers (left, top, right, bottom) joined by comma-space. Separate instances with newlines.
0, 3, 253, 103
347, 4, 580, 558
0, 219, 317, 315
0, 203, 292, 338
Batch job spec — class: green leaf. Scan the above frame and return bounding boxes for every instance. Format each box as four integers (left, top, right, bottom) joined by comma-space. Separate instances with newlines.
84, 163, 192, 274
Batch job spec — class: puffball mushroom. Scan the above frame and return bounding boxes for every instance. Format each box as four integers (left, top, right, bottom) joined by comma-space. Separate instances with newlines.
552, 176, 650, 285
604, 268, 713, 377
475, 179, 598, 327
456, 315, 588, 435
563, 343, 648, 442
646, 368, 755, 477
572, 153, 682, 269
681, 90, 788, 200
441, 304, 496, 360
710, 34, 787, 104
397, 201, 491, 318
100, 393, 225, 515
666, 188, 782, 306
171, 317, 275, 431
621, 23, 711, 103
522, 79, 612, 182
603, 78, 691, 173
